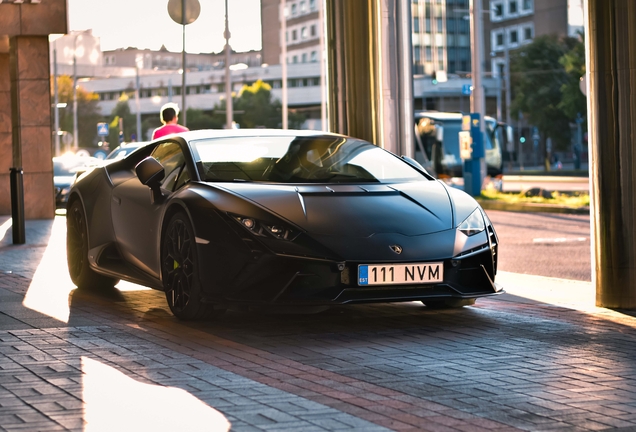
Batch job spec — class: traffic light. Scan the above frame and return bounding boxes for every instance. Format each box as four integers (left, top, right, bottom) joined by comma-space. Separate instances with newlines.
520, 136, 526, 144
432, 71, 438, 85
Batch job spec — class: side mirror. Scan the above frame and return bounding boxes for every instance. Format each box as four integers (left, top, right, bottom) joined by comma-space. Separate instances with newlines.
135, 157, 165, 204
135, 157, 164, 187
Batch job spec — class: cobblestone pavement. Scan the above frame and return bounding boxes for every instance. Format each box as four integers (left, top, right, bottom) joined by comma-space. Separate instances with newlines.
0, 216, 636, 431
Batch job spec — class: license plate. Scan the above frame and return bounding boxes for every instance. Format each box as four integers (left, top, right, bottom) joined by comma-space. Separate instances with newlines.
358, 262, 443, 286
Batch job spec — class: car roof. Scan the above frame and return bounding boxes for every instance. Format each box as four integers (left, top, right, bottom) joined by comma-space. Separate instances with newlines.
169, 128, 345, 142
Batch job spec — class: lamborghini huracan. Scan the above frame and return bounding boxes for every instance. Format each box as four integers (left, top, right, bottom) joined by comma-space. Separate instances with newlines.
66, 129, 502, 320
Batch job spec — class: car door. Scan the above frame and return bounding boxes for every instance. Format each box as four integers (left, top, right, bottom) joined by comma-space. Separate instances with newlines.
111, 140, 192, 278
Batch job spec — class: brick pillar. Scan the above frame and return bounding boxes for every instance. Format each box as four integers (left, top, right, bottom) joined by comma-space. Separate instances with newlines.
9, 36, 54, 219
0, 52, 11, 214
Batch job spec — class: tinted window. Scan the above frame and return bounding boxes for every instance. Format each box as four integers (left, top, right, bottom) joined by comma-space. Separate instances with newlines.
191, 136, 428, 184
150, 141, 190, 192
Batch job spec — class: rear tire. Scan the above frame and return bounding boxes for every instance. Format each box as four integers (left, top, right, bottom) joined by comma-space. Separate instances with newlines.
423, 298, 476, 309
66, 200, 119, 290
161, 212, 225, 320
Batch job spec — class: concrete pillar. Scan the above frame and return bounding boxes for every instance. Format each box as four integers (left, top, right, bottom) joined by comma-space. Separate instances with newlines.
325, 0, 413, 156
9, 36, 55, 219
586, 0, 636, 308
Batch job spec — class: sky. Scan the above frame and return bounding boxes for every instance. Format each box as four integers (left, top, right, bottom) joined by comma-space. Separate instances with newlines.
67, 0, 263, 54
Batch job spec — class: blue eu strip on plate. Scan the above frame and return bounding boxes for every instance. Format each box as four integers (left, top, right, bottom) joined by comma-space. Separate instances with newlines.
358, 265, 369, 285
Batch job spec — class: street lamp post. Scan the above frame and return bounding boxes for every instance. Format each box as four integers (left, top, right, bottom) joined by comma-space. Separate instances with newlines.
71, 30, 91, 151
224, 0, 233, 129
504, 41, 511, 127
469, 0, 485, 124
167, 0, 201, 127
280, 0, 288, 129
73, 33, 79, 152
318, 0, 326, 130
465, 0, 486, 196
135, 64, 142, 141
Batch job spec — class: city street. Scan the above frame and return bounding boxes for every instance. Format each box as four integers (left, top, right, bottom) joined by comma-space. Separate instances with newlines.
1, 213, 634, 432
486, 210, 591, 281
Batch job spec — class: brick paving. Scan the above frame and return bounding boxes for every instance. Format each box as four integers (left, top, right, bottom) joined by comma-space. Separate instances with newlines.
0, 215, 636, 431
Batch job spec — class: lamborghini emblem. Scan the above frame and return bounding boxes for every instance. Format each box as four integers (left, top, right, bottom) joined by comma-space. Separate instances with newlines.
389, 245, 403, 254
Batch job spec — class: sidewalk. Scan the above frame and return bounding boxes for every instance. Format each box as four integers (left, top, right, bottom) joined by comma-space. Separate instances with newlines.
1, 216, 635, 432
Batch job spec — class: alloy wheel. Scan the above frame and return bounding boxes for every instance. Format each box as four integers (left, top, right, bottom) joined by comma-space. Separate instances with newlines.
163, 219, 195, 313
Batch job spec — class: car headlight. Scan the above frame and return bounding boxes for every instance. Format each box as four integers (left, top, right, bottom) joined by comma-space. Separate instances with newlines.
231, 214, 298, 241
458, 208, 485, 236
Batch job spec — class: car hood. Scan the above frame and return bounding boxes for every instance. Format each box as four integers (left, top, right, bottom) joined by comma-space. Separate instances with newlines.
215, 181, 454, 238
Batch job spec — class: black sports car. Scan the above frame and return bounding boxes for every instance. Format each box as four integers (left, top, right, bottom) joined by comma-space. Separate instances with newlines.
66, 129, 502, 320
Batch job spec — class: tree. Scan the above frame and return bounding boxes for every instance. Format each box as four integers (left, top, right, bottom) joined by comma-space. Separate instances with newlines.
558, 33, 586, 124
186, 108, 224, 130
231, 80, 305, 129
510, 35, 576, 168
107, 95, 137, 146
50, 75, 102, 149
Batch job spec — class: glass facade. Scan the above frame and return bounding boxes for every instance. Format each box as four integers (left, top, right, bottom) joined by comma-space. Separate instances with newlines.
411, 0, 471, 76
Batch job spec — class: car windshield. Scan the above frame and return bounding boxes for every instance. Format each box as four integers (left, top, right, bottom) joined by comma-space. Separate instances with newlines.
191, 135, 428, 184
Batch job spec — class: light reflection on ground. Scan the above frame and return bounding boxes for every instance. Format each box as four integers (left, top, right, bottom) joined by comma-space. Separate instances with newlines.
20, 216, 149, 323
82, 357, 231, 432
22, 217, 74, 322
0, 217, 12, 243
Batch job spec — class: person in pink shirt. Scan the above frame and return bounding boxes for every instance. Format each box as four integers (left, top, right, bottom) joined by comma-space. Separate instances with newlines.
151, 102, 189, 140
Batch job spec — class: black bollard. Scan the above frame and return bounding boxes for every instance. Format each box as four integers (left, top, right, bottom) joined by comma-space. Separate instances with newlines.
9, 167, 25, 245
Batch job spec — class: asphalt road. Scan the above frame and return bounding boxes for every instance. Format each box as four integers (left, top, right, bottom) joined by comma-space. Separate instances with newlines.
485, 209, 592, 281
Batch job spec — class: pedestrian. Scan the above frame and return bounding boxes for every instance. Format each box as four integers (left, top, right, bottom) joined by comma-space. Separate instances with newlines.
151, 102, 189, 140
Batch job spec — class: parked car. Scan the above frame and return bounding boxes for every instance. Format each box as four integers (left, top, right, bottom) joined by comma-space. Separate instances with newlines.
53, 155, 100, 208
66, 129, 501, 320
105, 141, 148, 160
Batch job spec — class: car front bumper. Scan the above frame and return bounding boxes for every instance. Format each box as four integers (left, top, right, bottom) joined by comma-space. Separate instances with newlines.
199, 245, 502, 307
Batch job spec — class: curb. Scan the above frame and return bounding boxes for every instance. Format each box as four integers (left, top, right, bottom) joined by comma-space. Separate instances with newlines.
477, 199, 590, 215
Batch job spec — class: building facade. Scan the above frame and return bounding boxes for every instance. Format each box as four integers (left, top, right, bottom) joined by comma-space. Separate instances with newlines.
102, 46, 262, 72
262, 0, 472, 78
411, 0, 472, 76
485, 0, 568, 76
261, 0, 323, 67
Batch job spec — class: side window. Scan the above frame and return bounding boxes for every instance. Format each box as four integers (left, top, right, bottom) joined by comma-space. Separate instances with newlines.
150, 141, 190, 192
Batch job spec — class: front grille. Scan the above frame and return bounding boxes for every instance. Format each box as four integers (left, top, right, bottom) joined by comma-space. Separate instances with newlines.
456, 244, 490, 258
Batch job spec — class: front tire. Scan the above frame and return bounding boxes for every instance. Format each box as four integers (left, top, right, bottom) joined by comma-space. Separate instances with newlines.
161, 212, 224, 320
67, 200, 118, 290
